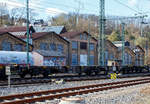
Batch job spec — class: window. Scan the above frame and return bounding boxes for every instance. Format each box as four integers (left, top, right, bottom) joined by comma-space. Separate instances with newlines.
57, 44, 64, 53
2, 40, 11, 51
13, 44, 23, 51
128, 54, 132, 65
141, 60, 144, 66
135, 60, 138, 66
124, 52, 129, 65
90, 55, 94, 65
83, 34, 87, 40
90, 43, 94, 51
80, 34, 87, 40
109, 53, 114, 60
40, 43, 48, 50
105, 51, 109, 65
80, 34, 83, 40
80, 42, 87, 50
72, 54, 78, 65
72, 41, 77, 49
50, 43, 56, 51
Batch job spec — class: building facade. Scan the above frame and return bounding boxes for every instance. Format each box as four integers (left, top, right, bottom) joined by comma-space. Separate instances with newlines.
105, 40, 118, 65
0, 26, 146, 67
115, 47, 135, 66
113, 41, 136, 66
133, 45, 145, 66
31, 32, 69, 66
0, 32, 32, 51
61, 31, 97, 66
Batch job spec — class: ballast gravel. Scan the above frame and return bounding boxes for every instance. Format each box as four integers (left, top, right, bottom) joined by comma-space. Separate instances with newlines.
0, 77, 148, 96
0, 77, 150, 104
47, 83, 150, 104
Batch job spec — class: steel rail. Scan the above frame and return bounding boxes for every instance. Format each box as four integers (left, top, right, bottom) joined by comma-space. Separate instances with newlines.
1, 79, 150, 104
0, 77, 150, 104
1, 74, 150, 87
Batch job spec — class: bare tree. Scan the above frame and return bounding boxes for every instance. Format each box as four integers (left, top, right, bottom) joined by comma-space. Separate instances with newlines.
0, 3, 9, 26
10, 7, 38, 26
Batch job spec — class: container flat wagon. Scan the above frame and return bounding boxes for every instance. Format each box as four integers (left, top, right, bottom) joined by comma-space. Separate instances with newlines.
0, 51, 149, 79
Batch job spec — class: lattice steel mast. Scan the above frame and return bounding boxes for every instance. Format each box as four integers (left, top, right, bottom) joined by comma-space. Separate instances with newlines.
121, 23, 125, 66
98, 0, 105, 66
26, 0, 29, 66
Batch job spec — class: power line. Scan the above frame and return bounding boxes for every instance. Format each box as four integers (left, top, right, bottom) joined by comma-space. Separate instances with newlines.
70, 0, 98, 8
30, 0, 98, 13
7, 0, 66, 14
31, 0, 99, 13
7, 0, 98, 14
113, 0, 142, 14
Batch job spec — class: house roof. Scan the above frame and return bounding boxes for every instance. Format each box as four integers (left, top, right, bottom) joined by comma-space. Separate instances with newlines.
117, 46, 135, 55
113, 41, 130, 48
60, 31, 84, 38
0, 32, 33, 47
17, 32, 49, 39
112, 41, 122, 44
17, 32, 69, 43
125, 47, 136, 55
33, 26, 66, 34
10, 32, 26, 36
0, 26, 36, 36
106, 40, 118, 49
134, 45, 145, 53
35, 50, 65, 57
60, 31, 97, 41
0, 26, 26, 32
0, 26, 66, 34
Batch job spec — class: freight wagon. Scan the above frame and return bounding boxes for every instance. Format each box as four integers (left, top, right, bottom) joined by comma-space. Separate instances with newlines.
0, 51, 64, 78
0, 51, 103, 78
0, 51, 149, 79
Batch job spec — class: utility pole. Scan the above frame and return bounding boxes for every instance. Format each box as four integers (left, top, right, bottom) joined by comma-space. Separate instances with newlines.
0, 12, 2, 25
140, 17, 143, 37
74, 0, 83, 30
121, 23, 125, 66
26, 0, 30, 67
87, 20, 91, 66
139, 15, 148, 59
146, 40, 149, 56
98, 0, 105, 66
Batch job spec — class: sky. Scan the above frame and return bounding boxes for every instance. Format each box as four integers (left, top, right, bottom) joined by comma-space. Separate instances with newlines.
0, 0, 150, 20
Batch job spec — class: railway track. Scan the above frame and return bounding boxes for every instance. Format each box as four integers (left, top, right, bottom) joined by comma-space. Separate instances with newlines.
1, 77, 150, 104
1, 73, 150, 87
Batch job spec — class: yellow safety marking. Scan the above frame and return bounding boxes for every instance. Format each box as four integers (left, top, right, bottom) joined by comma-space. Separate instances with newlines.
43, 66, 47, 69
14, 64, 18, 67
110, 73, 117, 79
0, 66, 3, 69
66, 66, 70, 68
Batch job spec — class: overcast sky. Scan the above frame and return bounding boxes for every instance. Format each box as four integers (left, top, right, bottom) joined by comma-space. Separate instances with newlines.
0, 0, 150, 20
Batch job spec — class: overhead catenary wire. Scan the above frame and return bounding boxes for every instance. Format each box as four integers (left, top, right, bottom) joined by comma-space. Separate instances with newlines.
30, 0, 99, 13
7, 0, 99, 14
113, 0, 142, 14
7, 0, 63, 14
4, 0, 150, 23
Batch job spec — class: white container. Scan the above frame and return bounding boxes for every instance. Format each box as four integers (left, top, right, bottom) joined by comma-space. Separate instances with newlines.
59, 97, 85, 104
